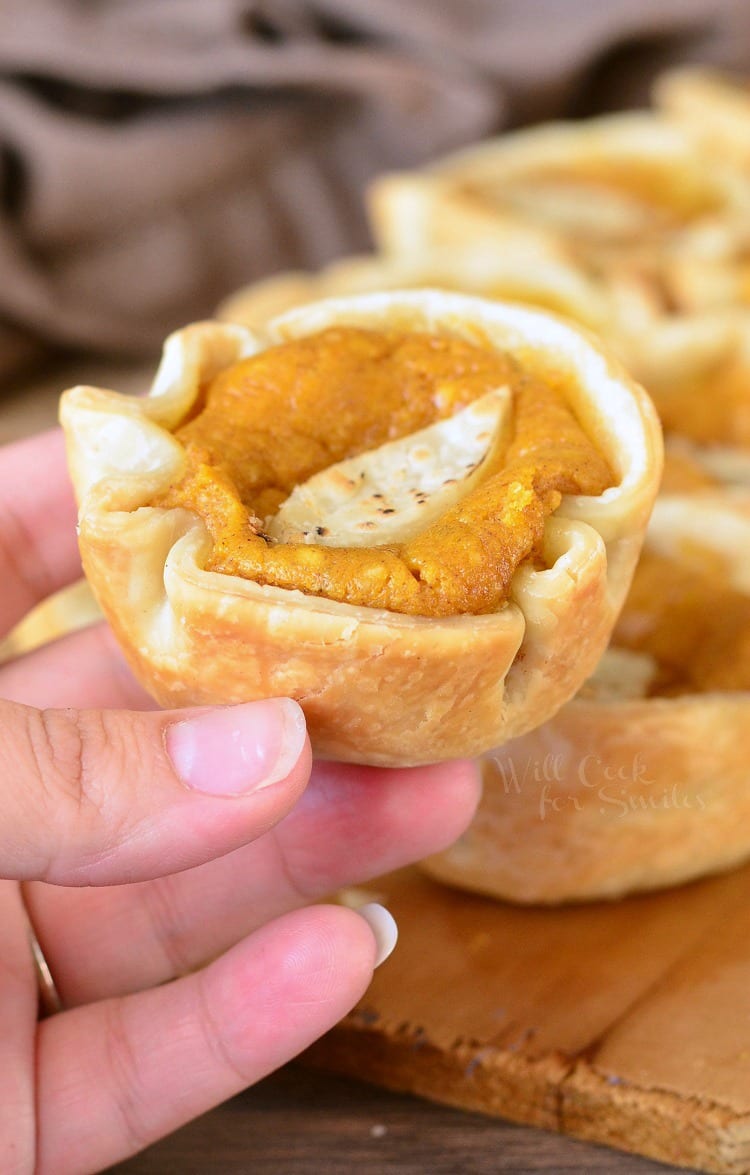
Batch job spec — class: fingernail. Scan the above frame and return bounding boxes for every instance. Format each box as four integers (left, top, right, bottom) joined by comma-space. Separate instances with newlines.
356, 903, 398, 968
166, 699, 307, 796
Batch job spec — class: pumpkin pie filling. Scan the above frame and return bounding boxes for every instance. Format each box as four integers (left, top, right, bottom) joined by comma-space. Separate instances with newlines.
154, 326, 613, 618
614, 547, 750, 693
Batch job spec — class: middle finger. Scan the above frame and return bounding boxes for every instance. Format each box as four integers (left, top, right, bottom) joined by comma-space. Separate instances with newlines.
24, 757, 480, 1005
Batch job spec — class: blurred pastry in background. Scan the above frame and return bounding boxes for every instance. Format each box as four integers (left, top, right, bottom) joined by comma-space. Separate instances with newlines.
369, 112, 750, 312
423, 492, 750, 903
0, 579, 100, 663
655, 66, 750, 173
654, 68, 750, 312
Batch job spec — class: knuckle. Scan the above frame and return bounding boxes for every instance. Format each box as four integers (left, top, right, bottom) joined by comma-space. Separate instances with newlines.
102, 999, 154, 1154
194, 972, 255, 1087
271, 828, 317, 905
30, 707, 115, 821
142, 875, 197, 979
28, 708, 85, 808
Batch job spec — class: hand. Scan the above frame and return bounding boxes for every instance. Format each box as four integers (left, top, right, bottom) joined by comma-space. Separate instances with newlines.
0, 429, 480, 1175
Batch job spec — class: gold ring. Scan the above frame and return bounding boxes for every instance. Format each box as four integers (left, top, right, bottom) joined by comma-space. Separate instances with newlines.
25, 908, 63, 1017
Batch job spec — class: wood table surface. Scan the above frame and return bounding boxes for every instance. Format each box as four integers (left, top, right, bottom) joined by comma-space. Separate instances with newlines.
1, 359, 695, 1175
111, 1063, 682, 1174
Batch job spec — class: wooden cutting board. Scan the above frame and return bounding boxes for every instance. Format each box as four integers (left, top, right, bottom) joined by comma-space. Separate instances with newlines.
306, 865, 750, 1174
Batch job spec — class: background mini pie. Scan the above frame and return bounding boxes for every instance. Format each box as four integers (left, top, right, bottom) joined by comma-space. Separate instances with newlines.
369, 111, 750, 255
422, 491, 750, 902
60, 290, 661, 766
369, 112, 750, 320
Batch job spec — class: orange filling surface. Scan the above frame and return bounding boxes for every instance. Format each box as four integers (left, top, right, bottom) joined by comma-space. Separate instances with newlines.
155, 326, 613, 617
614, 547, 750, 693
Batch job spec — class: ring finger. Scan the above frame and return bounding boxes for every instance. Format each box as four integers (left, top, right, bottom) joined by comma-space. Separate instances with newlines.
35, 903, 383, 1174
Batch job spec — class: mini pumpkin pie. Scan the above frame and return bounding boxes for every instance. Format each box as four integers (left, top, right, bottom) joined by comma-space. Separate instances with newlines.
369, 113, 750, 318
60, 291, 661, 766
423, 491, 750, 901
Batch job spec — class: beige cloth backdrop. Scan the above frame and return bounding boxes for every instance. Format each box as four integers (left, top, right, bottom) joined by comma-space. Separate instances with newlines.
2, 0, 750, 378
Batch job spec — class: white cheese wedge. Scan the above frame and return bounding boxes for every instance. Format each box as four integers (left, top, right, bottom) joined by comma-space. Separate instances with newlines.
266, 386, 511, 548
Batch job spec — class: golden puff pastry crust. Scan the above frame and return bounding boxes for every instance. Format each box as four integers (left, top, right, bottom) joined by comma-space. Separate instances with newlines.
423, 492, 750, 901
60, 291, 661, 766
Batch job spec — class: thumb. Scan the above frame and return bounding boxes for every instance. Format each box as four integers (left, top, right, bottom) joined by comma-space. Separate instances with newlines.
0, 697, 310, 885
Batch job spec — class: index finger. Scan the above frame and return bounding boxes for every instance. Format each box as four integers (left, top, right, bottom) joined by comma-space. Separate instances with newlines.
0, 429, 81, 637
